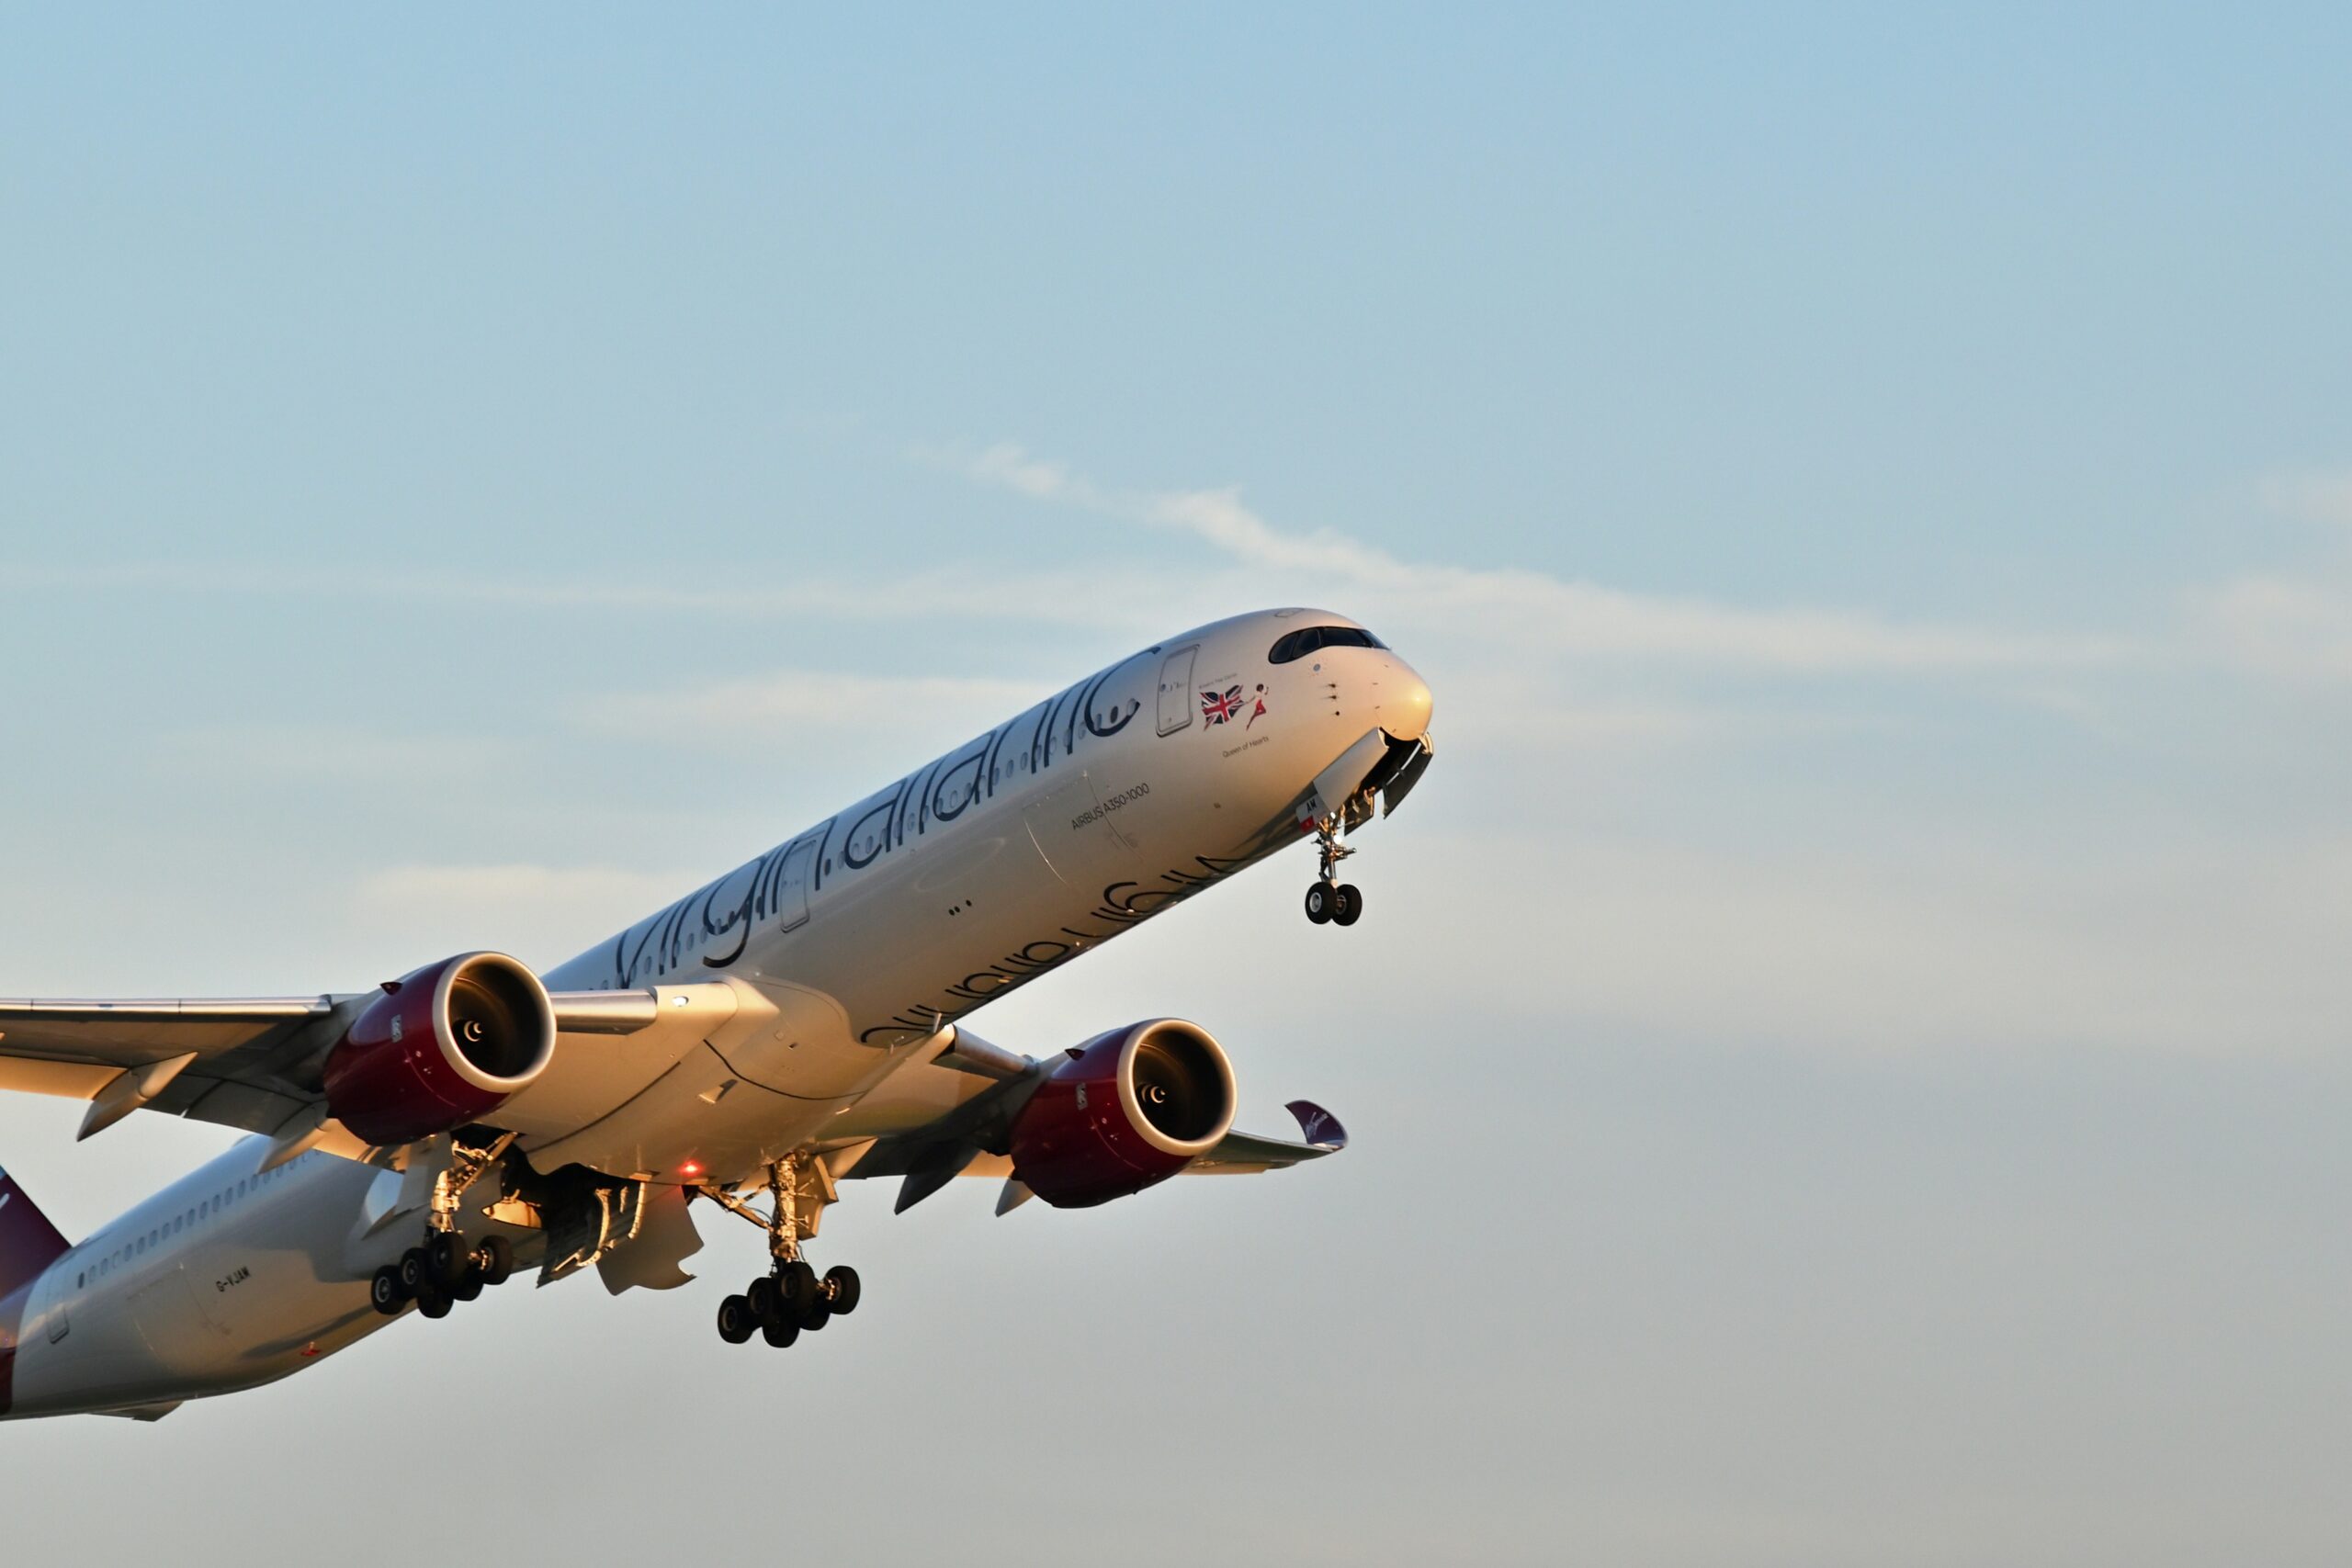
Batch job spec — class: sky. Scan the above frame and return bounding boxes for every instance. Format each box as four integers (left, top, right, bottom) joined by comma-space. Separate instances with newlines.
3, 6, 2349, 1564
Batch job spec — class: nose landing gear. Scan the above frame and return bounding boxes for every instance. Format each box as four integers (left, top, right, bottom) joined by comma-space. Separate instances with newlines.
703, 1155, 865, 1351
1304, 813, 1364, 928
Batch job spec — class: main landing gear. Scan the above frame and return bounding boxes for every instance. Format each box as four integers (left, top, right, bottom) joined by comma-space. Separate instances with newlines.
1304, 812, 1363, 928
369, 1130, 520, 1319
371, 1233, 514, 1318
701, 1155, 863, 1351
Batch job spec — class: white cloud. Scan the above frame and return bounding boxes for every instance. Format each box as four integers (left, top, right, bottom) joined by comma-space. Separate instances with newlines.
2259, 470, 2352, 529
2189, 473, 2352, 682
574, 670, 1053, 738
1375, 829, 2352, 1059
355, 863, 689, 912
2194, 574, 2352, 683
0, 558, 1155, 635
348, 864, 700, 973
929, 442, 2140, 674
164, 726, 534, 782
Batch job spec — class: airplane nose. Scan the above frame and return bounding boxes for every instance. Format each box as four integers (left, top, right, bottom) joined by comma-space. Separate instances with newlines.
1382, 667, 1434, 740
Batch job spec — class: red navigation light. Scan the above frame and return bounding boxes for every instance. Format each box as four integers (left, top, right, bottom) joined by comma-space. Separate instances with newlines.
679, 1160, 703, 1179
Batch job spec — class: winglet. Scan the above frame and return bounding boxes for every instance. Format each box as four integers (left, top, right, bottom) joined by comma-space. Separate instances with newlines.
1284, 1100, 1349, 1152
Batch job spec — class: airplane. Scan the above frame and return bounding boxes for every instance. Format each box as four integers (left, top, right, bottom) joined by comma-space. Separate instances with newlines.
0, 608, 1434, 1421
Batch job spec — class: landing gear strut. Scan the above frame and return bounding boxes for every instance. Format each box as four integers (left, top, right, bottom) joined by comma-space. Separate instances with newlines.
1304, 813, 1363, 928
371, 1132, 519, 1318
701, 1154, 863, 1350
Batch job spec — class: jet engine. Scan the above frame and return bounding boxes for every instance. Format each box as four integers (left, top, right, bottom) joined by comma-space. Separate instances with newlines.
322, 951, 556, 1145
1008, 1020, 1238, 1207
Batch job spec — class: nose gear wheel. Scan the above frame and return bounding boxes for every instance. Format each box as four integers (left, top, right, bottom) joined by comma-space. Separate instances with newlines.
1305, 813, 1363, 927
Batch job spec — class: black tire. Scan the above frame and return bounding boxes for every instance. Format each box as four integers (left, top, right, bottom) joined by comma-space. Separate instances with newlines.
370, 1267, 405, 1316
747, 1275, 781, 1328
717, 1293, 755, 1344
415, 1286, 453, 1320
1305, 883, 1333, 924
778, 1259, 820, 1318
397, 1248, 429, 1296
450, 1269, 484, 1303
428, 1232, 469, 1291
474, 1235, 514, 1287
799, 1300, 831, 1332
760, 1314, 800, 1348
823, 1264, 862, 1316
1332, 884, 1363, 926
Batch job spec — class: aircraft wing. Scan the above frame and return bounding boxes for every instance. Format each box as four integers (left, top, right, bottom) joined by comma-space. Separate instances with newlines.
0, 988, 694, 1148
825, 1035, 1349, 1213
0, 996, 354, 1140
1184, 1100, 1350, 1173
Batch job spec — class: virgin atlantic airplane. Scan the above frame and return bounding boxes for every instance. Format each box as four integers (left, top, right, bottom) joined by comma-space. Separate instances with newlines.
0, 608, 1433, 1421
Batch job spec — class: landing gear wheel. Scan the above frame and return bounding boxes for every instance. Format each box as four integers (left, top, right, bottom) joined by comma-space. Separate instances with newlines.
474, 1235, 514, 1287
427, 1231, 469, 1292
746, 1275, 782, 1328
370, 1267, 406, 1316
777, 1259, 820, 1318
760, 1314, 800, 1348
717, 1293, 756, 1344
397, 1248, 430, 1297
415, 1285, 453, 1320
449, 1269, 484, 1303
799, 1300, 832, 1332
823, 1264, 862, 1316
1305, 883, 1334, 924
1331, 883, 1363, 926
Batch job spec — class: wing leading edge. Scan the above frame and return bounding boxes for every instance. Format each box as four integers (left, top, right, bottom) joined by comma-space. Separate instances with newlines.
0, 987, 698, 1148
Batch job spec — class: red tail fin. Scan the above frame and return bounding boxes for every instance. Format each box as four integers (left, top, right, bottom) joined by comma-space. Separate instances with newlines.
0, 1164, 71, 1301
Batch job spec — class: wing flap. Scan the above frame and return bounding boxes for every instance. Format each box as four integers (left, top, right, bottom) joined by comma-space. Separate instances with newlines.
0, 1057, 122, 1100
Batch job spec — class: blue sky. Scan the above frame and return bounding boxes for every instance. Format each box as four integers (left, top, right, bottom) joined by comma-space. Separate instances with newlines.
4, 7, 2350, 1564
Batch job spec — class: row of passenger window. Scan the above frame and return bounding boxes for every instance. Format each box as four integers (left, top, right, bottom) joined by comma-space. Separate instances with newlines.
74, 1154, 309, 1290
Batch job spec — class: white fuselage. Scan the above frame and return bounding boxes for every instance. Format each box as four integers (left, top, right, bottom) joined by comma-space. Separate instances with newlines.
3, 608, 1431, 1418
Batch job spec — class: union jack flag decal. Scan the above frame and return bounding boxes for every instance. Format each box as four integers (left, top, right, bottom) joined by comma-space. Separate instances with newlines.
1200, 684, 1246, 725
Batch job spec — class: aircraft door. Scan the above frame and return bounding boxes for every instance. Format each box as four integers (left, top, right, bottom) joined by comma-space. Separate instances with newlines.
767, 838, 816, 933
1156, 646, 1197, 736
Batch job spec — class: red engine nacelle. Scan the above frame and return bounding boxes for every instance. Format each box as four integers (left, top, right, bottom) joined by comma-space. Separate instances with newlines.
322, 951, 556, 1145
1008, 1020, 1238, 1208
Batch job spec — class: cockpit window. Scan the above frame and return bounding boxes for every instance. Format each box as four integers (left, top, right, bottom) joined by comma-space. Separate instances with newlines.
1269, 625, 1387, 664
